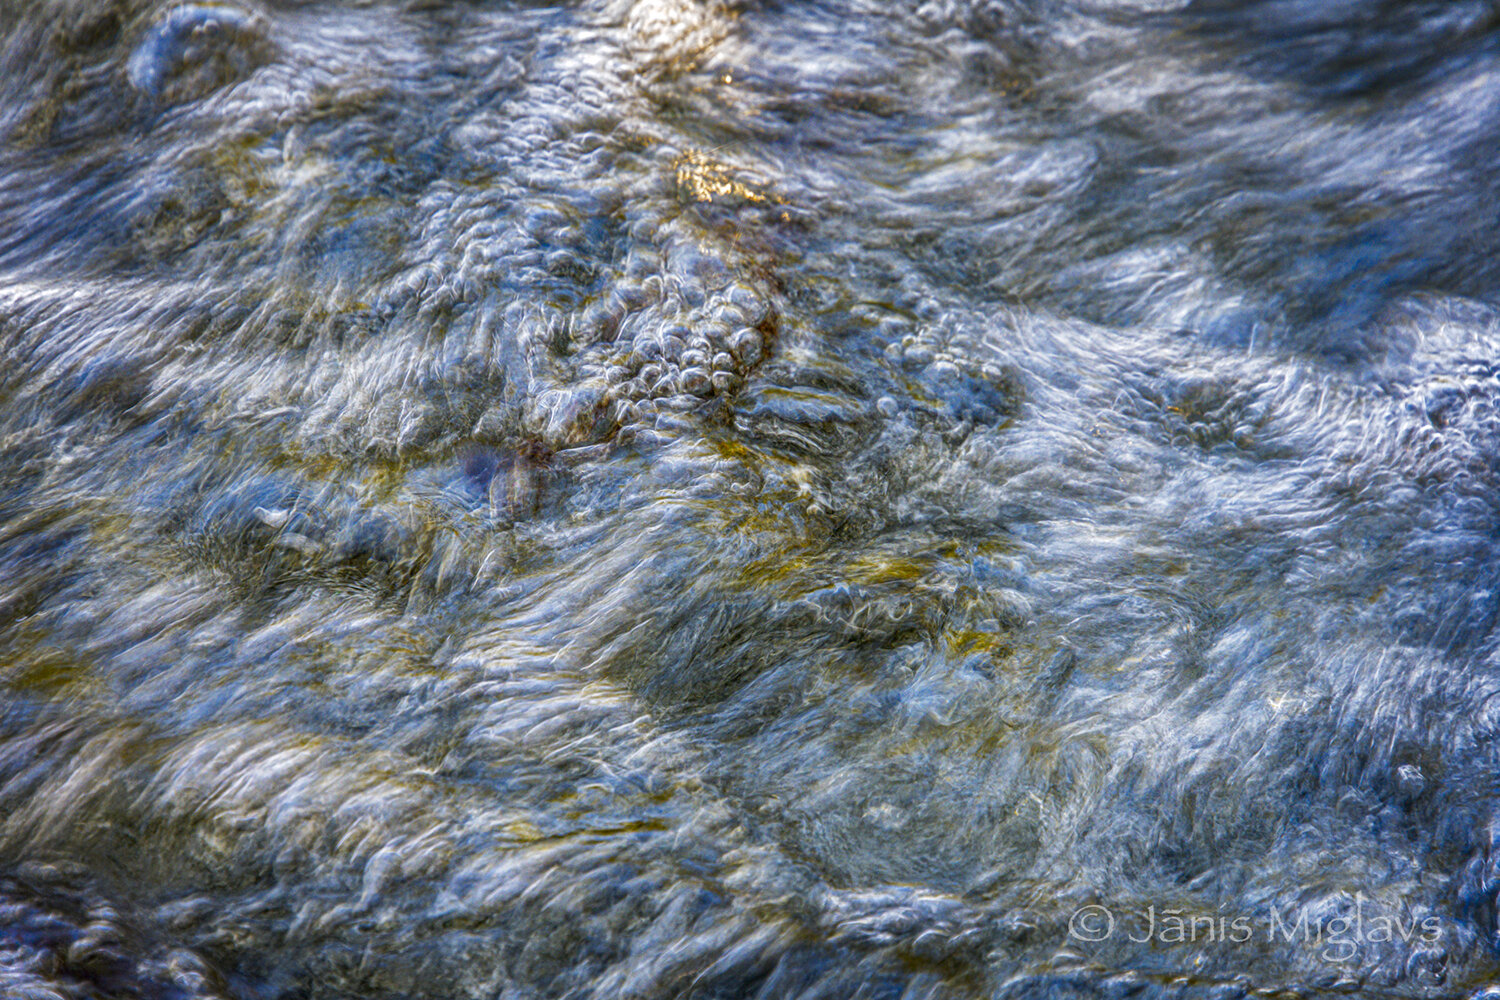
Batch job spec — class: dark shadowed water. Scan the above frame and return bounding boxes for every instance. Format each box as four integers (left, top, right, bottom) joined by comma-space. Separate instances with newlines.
3, 1, 1500, 997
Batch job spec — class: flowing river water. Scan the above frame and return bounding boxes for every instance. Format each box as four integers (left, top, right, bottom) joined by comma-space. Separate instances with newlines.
3, 1, 1500, 997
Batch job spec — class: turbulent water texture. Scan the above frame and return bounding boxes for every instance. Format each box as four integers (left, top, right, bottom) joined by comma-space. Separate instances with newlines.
3, 0, 1500, 997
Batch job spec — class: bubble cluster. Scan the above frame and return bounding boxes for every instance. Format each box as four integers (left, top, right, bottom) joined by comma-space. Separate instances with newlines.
126, 3, 272, 104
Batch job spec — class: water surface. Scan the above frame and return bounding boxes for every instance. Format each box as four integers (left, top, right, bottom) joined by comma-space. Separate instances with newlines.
3, 1, 1500, 997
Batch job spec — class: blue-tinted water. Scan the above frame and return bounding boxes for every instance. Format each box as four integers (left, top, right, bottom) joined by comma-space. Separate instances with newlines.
3, 1, 1500, 997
